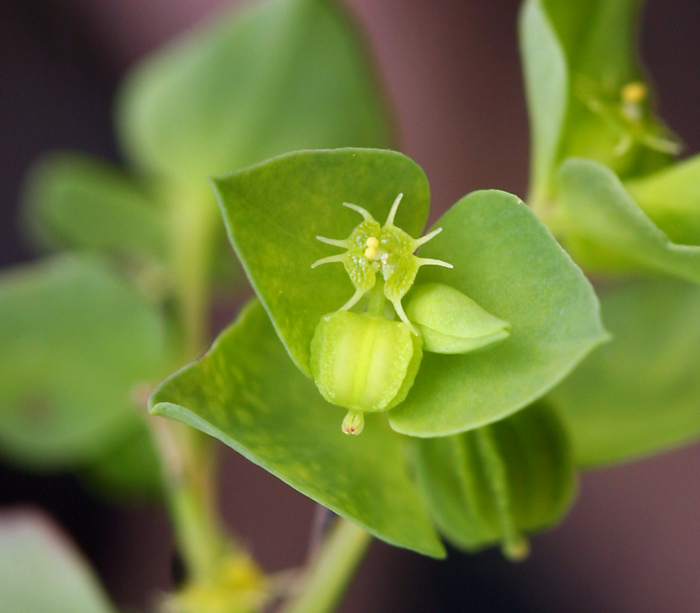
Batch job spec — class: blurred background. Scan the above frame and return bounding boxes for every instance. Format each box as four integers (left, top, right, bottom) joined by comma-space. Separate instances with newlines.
1, 0, 700, 611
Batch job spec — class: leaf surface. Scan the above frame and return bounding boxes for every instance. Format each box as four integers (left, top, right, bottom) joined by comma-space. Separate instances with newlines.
0, 513, 117, 613
388, 190, 607, 436
22, 153, 166, 262
558, 158, 700, 283
549, 278, 700, 466
212, 148, 429, 375
116, 0, 390, 189
0, 256, 170, 468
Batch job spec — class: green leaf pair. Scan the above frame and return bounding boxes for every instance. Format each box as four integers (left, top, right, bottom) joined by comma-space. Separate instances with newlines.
150, 148, 606, 555
520, 0, 679, 204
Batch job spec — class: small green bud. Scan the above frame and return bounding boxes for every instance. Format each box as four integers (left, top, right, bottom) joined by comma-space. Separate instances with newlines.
310, 310, 423, 430
405, 283, 510, 354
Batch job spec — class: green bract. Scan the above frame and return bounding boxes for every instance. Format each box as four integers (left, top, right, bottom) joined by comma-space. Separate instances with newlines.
405, 283, 510, 354
414, 402, 574, 559
557, 158, 700, 283
150, 301, 445, 558
548, 278, 700, 467
210, 148, 606, 440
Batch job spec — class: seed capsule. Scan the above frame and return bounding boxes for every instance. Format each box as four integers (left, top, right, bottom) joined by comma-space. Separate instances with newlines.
405, 283, 510, 354
310, 310, 423, 434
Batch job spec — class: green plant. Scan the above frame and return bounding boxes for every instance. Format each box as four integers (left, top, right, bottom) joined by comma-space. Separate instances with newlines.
1, 0, 699, 611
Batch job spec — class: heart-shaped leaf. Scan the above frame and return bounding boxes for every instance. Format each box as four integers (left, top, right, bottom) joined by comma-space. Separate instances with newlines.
22, 153, 167, 263
116, 0, 390, 190
414, 402, 574, 557
388, 190, 607, 436
0, 512, 117, 613
212, 148, 429, 375
0, 255, 170, 468
548, 278, 700, 467
149, 300, 445, 558
558, 158, 700, 283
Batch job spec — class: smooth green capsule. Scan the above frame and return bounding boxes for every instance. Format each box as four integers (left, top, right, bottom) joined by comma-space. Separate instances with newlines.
405, 283, 510, 354
310, 310, 423, 434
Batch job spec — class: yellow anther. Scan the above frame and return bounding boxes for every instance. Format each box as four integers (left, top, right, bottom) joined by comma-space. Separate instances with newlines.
621, 81, 647, 105
364, 246, 377, 259
366, 236, 379, 249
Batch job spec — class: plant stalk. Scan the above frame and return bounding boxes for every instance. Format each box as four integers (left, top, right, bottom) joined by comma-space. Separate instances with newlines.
280, 517, 373, 613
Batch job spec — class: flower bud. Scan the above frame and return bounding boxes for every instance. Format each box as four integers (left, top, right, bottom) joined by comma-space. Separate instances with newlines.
405, 283, 509, 354
310, 311, 423, 432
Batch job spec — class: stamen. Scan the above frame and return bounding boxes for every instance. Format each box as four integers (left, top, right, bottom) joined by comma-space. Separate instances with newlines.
343, 202, 375, 221
364, 246, 377, 259
417, 257, 453, 269
316, 236, 349, 248
385, 193, 404, 226
413, 227, 442, 249
339, 288, 366, 311
311, 254, 346, 269
390, 297, 418, 335
366, 236, 379, 249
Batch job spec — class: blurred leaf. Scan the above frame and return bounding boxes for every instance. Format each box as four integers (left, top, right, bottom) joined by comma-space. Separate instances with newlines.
0, 512, 117, 613
625, 153, 700, 246
82, 421, 164, 502
212, 148, 429, 376
22, 152, 167, 262
414, 402, 574, 557
558, 158, 700, 283
0, 255, 171, 468
116, 0, 390, 190
150, 300, 445, 558
549, 279, 700, 467
520, 0, 677, 200
519, 0, 568, 200
388, 190, 607, 437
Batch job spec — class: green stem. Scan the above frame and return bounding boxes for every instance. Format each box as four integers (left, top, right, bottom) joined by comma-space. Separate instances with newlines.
367, 278, 386, 317
157, 188, 234, 580
280, 518, 372, 613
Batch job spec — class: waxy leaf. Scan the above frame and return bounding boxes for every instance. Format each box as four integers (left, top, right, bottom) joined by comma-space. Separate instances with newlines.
414, 402, 574, 557
625, 153, 700, 247
558, 158, 700, 283
116, 0, 390, 189
150, 300, 445, 558
0, 255, 170, 467
0, 513, 117, 613
212, 148, 429, 375
520, 0, 677, 201
549, 279, 700, 467
22, 153, 167, 263
389, 190, 607, 437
